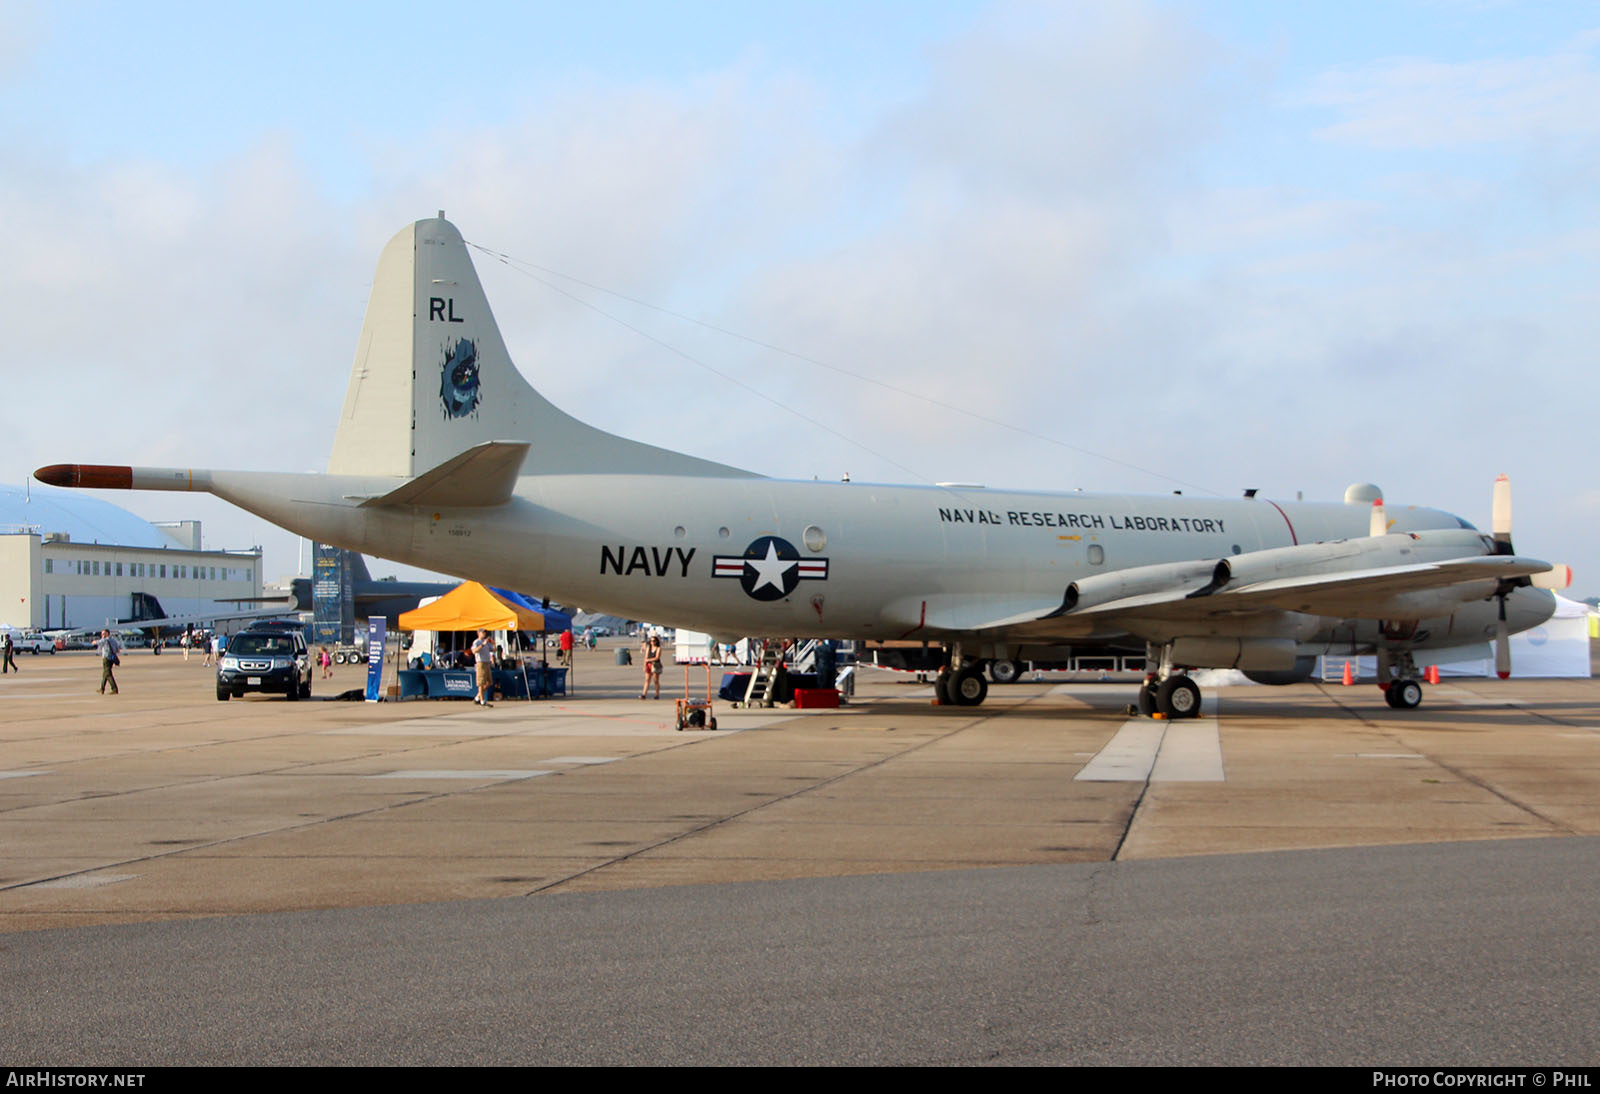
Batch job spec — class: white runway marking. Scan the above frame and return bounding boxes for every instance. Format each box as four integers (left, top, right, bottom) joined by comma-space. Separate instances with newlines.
1076, 719, 1224, 782
541, 756, 618, 765
1150, 720, 1225, 782
29, 873, 139, 890
1075, 720, 1164, 781
0, 770, 50, 779
369, 770, 555, 781
1426, 685, 1524, 706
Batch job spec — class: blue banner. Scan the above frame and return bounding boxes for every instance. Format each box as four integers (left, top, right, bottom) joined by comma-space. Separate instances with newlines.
311, 543, 352, 647
364, 616, 386, 702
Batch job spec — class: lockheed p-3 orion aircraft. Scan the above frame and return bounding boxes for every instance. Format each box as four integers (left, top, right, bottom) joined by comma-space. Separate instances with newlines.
37, 215, 1570, 717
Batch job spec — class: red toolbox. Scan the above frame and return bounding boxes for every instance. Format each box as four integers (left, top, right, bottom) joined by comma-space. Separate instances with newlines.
794, 688, 840, 709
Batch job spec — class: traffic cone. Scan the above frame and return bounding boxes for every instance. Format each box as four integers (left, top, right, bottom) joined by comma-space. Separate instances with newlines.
1341, 661, 1354, 686
1426, 664, 1439, 685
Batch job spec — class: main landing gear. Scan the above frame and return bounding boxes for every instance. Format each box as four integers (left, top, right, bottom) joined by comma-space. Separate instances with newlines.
934, 662, 989, 706
1131, 643, 1205, 719
1134, 673, 1203, 719
933, 643, 990, 707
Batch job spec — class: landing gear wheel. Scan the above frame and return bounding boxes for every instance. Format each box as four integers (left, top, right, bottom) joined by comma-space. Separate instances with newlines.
988, 659, 1023, 685
1385, 678, 1423, 710
933, 672, 953, 705
1137, 684, 1159, 717
951, 670, 989, 706
1156, 676, 1202, 719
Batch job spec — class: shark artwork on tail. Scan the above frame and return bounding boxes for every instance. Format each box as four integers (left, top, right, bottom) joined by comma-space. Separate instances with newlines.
37, 214, 1571, 715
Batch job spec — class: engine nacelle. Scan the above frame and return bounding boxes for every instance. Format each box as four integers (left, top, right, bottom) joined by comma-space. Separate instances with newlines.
1064, 558, 1217, 612
1212, 529, 1488, 590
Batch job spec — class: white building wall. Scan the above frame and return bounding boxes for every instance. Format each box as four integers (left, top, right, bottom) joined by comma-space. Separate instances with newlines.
0, 534, 44, 628
34, 541, 262, 630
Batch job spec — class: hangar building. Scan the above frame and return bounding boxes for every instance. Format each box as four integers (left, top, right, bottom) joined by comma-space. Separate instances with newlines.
0, 484, 263, 631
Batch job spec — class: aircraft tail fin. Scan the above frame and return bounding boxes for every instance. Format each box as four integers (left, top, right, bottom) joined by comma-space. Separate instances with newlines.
327, 214, 755, 481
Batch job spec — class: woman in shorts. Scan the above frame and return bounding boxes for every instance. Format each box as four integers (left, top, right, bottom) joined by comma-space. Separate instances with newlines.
640, 634, 663, 699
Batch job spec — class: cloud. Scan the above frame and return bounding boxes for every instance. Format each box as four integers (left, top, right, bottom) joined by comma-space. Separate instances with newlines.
1303, 31, 1600, 147
6, 2, 1596, 591
0, 0, 42, 76
873, 2, 1231, 198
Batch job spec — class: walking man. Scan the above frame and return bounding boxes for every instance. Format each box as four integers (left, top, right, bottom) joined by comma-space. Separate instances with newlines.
2, 631, 16, 674
96, 629, 121, 695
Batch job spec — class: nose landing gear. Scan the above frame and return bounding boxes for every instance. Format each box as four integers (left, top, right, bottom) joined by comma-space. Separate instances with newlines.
1378, 647, 1425, 710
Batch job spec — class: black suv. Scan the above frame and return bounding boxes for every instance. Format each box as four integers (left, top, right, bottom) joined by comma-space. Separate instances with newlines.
217, 629, 312, 701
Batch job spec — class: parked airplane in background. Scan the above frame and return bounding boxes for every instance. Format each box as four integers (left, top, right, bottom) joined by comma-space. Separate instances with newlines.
36, 214, 1569, 716
107, 551, 455, 639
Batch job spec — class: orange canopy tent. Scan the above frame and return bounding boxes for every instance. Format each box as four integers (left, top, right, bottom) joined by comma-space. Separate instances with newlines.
397, 581, 554, 632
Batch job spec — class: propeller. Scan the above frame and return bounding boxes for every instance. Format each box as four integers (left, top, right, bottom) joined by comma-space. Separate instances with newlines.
1485, 474, 1572, 679
1491, 473, 1513, 555
1491, 474, 1516, 678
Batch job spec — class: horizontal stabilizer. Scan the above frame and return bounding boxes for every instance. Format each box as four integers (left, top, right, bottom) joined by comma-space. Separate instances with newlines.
358, 441, 530, 509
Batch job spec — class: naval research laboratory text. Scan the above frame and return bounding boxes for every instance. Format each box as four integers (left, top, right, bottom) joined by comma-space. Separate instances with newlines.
937, 506, 1227, 533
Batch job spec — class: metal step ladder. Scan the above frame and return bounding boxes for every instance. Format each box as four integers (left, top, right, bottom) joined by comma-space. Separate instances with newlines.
743, 640, 786, 707
789, 638, 820, 673
1319, 655, 1357, 683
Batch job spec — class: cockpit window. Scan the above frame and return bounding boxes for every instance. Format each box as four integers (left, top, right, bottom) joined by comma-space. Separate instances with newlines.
1455, 516, 1479, 530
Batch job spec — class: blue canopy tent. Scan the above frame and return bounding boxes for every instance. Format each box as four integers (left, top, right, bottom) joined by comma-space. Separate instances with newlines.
490, 588, 573, 634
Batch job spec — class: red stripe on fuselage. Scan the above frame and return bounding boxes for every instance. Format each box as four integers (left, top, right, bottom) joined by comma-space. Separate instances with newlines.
1264, 499, 1298, 545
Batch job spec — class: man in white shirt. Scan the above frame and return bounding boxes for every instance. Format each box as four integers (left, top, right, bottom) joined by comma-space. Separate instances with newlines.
96, 629, 122, 695
471, 629, 495, 707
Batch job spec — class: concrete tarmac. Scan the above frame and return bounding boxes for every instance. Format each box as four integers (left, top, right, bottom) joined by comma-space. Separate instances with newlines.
3, 642, 1598, 1063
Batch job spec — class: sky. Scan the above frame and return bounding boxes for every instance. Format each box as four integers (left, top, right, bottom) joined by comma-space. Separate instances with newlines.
2, 0, 1596, 596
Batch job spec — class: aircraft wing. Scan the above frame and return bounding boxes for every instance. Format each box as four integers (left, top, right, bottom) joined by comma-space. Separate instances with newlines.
115, 599, 300, 633
1070, 554, 1554, 623
885, 533, 1562, 643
